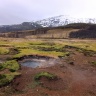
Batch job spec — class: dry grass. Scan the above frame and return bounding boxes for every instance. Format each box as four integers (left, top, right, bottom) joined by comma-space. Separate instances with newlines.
26, 28, 79, 39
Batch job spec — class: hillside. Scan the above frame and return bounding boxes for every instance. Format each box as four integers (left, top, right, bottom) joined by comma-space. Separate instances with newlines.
0, 23, 96, 39
0, 22, 42, 33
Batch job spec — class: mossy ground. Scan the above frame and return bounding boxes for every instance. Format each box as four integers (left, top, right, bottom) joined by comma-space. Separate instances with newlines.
0, 72, 21, 87
0, 60, 20, 72
0, 38, 96, 88
91, 61, 96, 66
0, 38, 96, 58
0, 59, 20, 86
0, 38, 96, 96
34, 72, 57, 80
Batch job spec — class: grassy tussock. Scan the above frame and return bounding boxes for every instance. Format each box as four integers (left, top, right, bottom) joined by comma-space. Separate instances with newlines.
0, 47, 9, 55
0, 60, 20, 72
0, 72, 21, 87
34, 72, 57, 80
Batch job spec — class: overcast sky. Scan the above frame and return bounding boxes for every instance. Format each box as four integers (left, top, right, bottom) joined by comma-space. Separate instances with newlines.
0, 0, 96, 25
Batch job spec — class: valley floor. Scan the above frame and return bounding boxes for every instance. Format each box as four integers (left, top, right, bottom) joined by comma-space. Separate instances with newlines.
0, 38, 96, 96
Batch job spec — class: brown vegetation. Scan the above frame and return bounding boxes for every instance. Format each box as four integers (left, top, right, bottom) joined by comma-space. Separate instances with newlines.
0, 23, 96, 39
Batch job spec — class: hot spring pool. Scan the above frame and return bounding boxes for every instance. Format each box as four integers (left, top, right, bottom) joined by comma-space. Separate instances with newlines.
19, 58, 58, 68
20, 60, 41, 68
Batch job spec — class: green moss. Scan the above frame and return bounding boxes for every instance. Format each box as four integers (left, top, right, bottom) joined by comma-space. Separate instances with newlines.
13, 44, 71, 59
0, 64, 4, 70
34, 72, 57, 80
1, 60, 20, 72
0, 47, 9, 55
64, 45, 96, 56
0, 39, 96, 59
0, 72, 21, 86
91, 61, 96, 66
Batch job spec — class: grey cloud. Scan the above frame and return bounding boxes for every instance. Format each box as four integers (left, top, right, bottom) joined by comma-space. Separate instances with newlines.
0, 0, 96, 25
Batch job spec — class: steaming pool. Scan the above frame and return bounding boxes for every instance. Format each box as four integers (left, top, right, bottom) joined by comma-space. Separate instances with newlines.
19, 58, 58, 68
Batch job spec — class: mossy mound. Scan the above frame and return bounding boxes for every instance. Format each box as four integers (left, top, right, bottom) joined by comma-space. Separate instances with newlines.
0, 72, 21, 87
0, 60, 20, 72
34, 72, 57, 80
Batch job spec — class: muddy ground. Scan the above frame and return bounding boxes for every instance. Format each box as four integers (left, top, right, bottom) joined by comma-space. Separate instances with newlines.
0, 47, 96, 96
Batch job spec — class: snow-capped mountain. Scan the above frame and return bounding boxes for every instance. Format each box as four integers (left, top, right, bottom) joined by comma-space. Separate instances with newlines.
35, 15, 96, 27
0, 15, 96, 32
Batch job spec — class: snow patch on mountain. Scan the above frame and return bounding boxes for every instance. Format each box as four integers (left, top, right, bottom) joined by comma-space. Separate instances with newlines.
35, 15, 96, 27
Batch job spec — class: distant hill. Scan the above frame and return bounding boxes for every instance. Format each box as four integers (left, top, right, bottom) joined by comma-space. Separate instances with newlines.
0, 22, 42, 33
69, 24, 96, 38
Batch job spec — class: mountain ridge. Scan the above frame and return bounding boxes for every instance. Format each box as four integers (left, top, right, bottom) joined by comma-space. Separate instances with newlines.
0, 15, 96, 32
35, 15, 96, 27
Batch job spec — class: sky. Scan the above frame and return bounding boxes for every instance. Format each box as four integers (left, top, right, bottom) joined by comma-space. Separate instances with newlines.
0, 0, 96, 25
